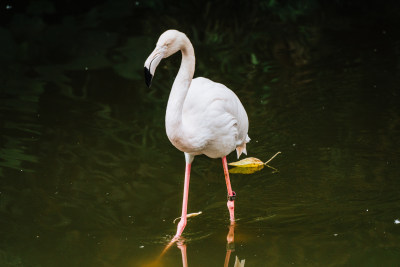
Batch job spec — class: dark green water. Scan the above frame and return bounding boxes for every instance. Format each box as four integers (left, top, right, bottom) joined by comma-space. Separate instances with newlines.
1, 1, 400, 266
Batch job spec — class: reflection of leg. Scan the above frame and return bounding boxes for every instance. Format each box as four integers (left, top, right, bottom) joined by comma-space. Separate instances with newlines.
222, 157, 235, 222
174, 163, 191, 239
177, 242, 188, 267
224, 224, 235, 267
227, 223, 235, 244
224, 250, 232, 267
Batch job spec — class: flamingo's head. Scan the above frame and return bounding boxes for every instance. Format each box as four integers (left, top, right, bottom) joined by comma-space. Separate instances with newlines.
144, 30, 188, 87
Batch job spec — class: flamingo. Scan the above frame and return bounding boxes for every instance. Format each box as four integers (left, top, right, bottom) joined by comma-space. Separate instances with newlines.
144, 30, 250, 239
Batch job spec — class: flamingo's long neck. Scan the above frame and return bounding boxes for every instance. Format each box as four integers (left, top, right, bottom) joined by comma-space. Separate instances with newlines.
165, 36, 195, 148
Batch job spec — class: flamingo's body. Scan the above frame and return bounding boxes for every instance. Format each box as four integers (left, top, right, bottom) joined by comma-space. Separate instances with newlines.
144, 30, 250, 239
168, 77, 249, 158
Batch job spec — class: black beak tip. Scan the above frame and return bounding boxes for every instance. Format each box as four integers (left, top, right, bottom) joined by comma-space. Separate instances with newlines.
144, 67, 153, 88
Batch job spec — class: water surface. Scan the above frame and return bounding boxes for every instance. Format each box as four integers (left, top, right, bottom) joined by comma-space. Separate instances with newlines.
1, 2, 400, 266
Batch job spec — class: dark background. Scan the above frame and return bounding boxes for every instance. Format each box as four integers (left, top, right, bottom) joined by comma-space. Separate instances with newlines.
1, 1, 400, 266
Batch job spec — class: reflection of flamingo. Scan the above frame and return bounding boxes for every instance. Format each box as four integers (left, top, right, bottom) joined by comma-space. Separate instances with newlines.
144, 30, 250, 239
160, 223, 245, 267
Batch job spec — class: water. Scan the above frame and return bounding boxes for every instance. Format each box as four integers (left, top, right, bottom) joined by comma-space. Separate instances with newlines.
1, 2, 400, 266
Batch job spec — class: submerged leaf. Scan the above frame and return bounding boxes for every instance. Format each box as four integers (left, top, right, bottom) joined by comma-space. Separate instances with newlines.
228, 157, 264, 167
229, 165, 264, 174
173, 211, 202, 224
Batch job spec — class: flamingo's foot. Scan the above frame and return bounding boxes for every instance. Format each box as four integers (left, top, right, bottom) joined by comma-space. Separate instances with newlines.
227, 191, 236, 222
174, 217, 187, 240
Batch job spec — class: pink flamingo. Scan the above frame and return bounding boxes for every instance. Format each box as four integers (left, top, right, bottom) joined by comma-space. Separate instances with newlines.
144, 30, 250, 239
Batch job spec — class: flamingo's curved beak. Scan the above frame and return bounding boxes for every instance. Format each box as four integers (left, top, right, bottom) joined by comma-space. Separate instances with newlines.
144, 46, 165, 87
144, 66, 153, 87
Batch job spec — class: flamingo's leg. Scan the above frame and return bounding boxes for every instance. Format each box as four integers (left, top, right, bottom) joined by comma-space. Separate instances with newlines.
222, 156, 235, 222
174, 154, 193, 239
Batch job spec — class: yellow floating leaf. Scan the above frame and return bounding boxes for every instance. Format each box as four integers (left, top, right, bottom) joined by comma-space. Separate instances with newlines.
228, 152, 281, 174
229, 165, 264, 174
228, 157, 264, 167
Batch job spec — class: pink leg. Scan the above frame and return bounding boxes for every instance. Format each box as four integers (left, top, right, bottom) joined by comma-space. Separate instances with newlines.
174, 163, 191, 239
222, 156, 235, 222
